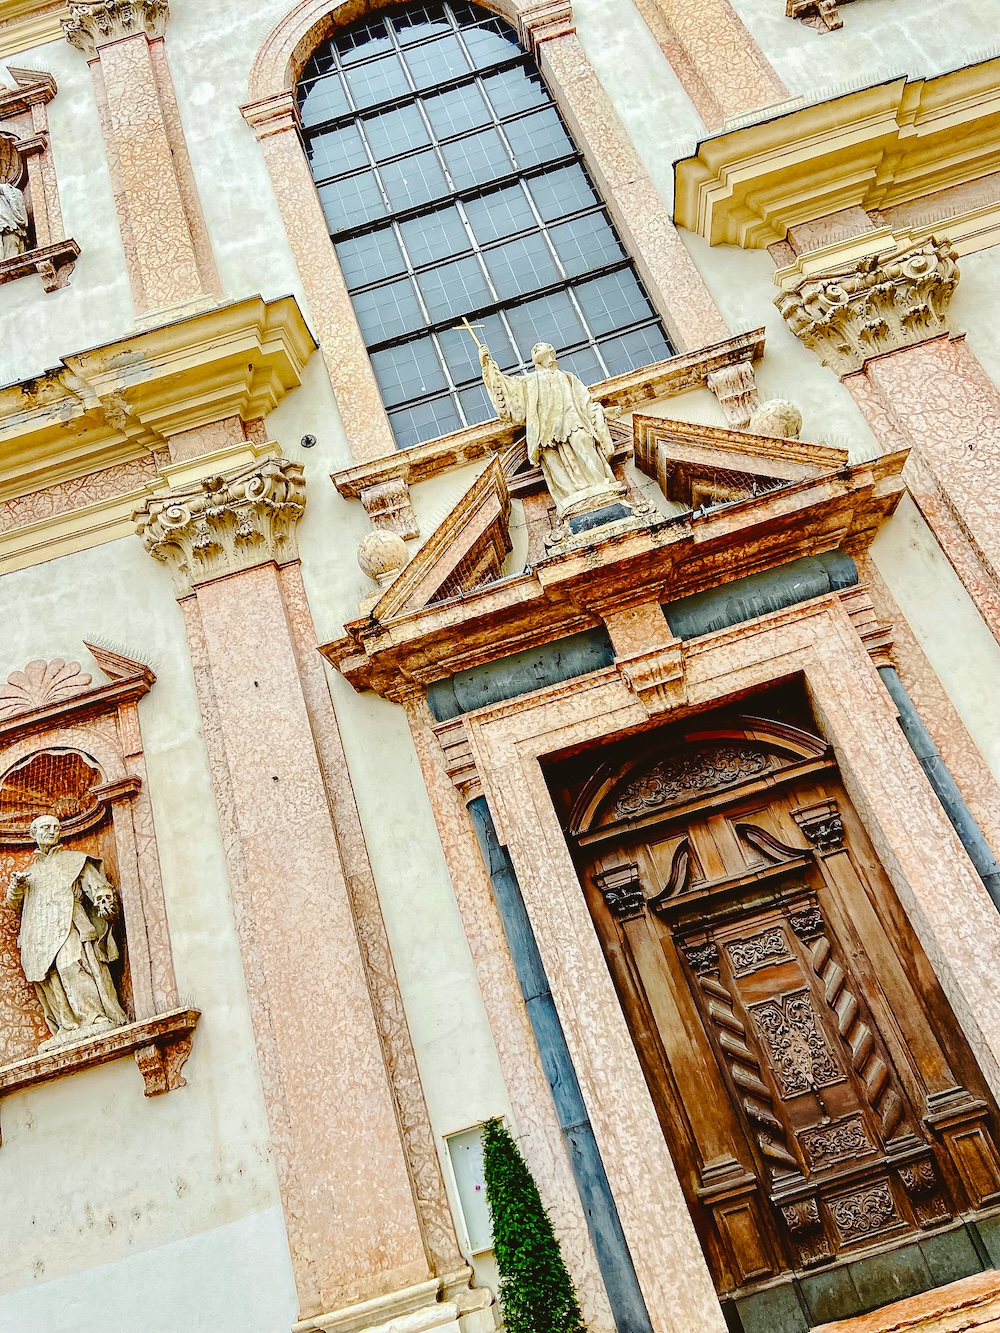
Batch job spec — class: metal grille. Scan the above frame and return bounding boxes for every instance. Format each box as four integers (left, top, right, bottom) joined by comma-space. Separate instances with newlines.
298, 1, 673, 449
0, 750, 102, 834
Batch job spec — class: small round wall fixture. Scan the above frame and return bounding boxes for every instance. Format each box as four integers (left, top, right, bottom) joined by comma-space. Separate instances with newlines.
300, 434, 317, 449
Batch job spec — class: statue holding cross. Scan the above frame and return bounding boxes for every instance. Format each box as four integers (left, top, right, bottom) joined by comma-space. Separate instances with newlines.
460, 319, 625, 520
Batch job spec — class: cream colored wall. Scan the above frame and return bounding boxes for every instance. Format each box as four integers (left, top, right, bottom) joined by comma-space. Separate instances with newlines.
0, 538, 297, 1330
728, 0, 998, 103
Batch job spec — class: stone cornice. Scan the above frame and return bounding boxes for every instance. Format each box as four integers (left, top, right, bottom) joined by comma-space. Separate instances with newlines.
674, 57, 1000, 247
323, 449, 907, 697
331, 329, 766, 500
774, 237, 960, 376
0, 65, 57, 117
0, 294, 315, 502
63, 0, 167, 56
0, 2, 68, 59
135, 454, 306, 594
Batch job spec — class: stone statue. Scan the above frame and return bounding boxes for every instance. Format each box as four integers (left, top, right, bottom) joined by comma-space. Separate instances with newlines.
478, 339, 625, 519
0, 135, 27, 260
5, 815, 127, 1051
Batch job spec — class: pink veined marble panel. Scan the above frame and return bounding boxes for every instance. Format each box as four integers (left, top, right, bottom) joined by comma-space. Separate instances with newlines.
0, 456, 161, 533
96, 33, 201, 312
404, 694, 615, 1333
189, 564, 430, 1318
631, 0, 786, 129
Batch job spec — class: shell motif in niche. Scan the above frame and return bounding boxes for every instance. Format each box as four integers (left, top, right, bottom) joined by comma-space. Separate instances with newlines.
0, 750, 104, 836
0, 658, 93, 721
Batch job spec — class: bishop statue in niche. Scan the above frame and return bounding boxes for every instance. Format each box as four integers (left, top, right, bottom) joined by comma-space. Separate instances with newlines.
0, 134, 28, 260
5, 815, 127, 1051
475, 331, 626, 520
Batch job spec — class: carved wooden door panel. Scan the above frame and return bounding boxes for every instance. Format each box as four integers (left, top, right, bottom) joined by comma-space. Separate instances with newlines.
551, 715, 1000, 1299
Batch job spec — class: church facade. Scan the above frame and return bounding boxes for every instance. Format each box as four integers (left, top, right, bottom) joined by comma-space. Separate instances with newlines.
1, 1, 999, 1331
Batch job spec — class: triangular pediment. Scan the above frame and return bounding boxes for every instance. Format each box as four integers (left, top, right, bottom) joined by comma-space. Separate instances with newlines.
372, 457, 513, 621
633, 415, 848, 511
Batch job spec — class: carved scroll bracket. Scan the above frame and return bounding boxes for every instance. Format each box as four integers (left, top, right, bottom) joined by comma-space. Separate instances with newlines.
433, 717, 483, 805
135, 455, 306, 595
706, 360, 759, 430
792, 799, 845, 851
360, 477, 420, 540
604, 604, 686, 716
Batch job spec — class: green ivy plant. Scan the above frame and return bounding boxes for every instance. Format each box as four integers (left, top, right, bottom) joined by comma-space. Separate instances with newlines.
481, 1118, 587, 1333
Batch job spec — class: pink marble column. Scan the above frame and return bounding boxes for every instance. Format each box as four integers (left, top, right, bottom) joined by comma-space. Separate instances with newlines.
64, 0, 219, 315
845, 335, 1000, 643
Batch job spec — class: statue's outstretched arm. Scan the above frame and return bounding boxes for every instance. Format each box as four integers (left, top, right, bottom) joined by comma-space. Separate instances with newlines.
480, 348, 527, 427
4, 870, 27, 910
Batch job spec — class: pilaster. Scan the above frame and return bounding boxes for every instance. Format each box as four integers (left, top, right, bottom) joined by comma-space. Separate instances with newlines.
64, 0, 219, 316
774, 236, 1000, 644
135, 458, 465, 1324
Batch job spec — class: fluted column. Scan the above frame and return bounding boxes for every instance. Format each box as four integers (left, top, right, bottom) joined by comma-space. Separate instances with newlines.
64, 0, 220, 316
135, 457, 469, 1329
775, 237, 1000, 644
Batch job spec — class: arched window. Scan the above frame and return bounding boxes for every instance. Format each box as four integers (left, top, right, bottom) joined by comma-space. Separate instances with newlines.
298, 2, 674, 449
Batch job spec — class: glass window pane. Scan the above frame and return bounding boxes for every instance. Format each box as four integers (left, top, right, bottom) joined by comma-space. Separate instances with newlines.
372, 338, 447, 406
439, 314, 517, 387
393, 4, 451, 43
337, 18, 392, 64
308, 123, 368, 179
318, 172, 386, 229
550, 213, 624, 276
529, 165, 598, 221
299, 75, 351, 129
424, 82, 491, 137
504, 107, 573, 169
353, 277, 424, 343
442, 127, 511, 189
575, 270, 653, 335
464, 183, 534, 243
400, 205, 470, 266
558, 346, 605, 386
459, 382, 494, 425
598, 325, 672, 377
345, 54, 410, 109
417, 255, 492, 321
484, 233, 559, 299
482, 67, 548, 119
363, 104, 429, 160
505, 290, 585, 359
404, 34, 470, 89
380, 150, 449, 211
390, 397, 463, 448
336, 228, 405, 289
462, 19, 521, 68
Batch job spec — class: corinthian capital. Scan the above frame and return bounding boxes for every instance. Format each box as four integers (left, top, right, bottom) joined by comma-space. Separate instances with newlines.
774, 237, 959, 376
135, 456, 306, 595
64, 0, 169, 57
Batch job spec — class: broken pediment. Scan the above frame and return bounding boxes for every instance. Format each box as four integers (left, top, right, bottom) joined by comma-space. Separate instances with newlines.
633, 415, 848, 512
370, 456, 513, 621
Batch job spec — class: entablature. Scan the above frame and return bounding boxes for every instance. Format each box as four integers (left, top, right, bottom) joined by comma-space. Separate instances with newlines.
0, 294, 315, 500
674, 57, 1000, 249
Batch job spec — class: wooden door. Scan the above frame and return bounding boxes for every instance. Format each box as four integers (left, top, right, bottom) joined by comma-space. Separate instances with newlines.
548, 712, 1000, 1298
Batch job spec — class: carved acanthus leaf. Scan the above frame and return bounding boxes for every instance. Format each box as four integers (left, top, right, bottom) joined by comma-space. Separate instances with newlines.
614, 746, 770, 819
774, 237, 959, 376
64, 0, 169, 57
0, 659, 93, 721
135, 456, 306, 594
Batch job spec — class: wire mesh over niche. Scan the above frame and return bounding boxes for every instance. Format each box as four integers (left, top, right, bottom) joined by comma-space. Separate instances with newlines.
0, 750, 104, 840
298, 0, 673, 448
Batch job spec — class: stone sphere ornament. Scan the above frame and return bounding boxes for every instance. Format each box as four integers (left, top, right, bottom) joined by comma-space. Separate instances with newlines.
748, 399, 803, 441
357, 528, 408, 583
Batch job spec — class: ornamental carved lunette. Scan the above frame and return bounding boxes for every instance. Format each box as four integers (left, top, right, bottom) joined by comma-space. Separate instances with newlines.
774, 238, 959, 376
63, 0, 169, 56
135, 456, 305, 594
613, 746, 769, 819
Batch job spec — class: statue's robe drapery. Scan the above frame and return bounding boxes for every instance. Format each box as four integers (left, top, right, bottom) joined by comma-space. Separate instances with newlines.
482, 354, 621, 516
6, 847, 126, 1042
0, 183, 28, 260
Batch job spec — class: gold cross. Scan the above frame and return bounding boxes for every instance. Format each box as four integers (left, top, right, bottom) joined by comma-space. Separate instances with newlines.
453, 316, 486, 349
